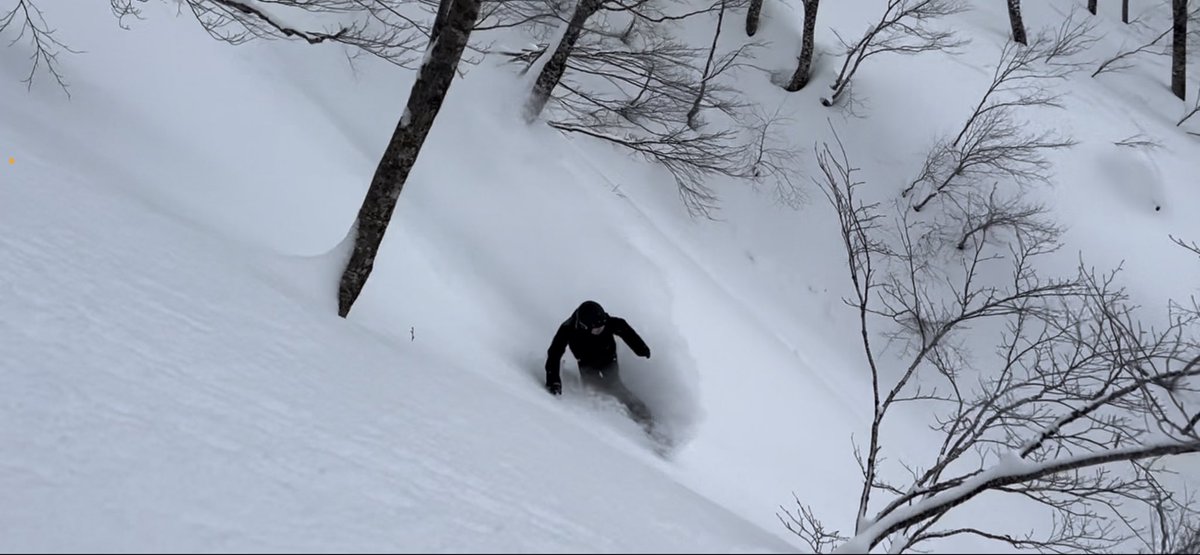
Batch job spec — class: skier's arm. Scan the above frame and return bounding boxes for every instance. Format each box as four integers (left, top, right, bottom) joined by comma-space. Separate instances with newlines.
612, 318, 651, 358
545, 323, 570, 385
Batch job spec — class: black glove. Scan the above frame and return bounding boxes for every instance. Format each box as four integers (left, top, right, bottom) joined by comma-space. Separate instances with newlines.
643, 348, 651, 359
547, 380, 562, 395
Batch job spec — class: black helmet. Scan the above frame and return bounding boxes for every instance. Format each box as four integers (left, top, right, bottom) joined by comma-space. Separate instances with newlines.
575, 300, 608, 330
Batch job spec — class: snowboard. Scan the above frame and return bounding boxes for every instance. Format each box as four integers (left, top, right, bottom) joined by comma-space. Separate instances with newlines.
532, 364, 676, 458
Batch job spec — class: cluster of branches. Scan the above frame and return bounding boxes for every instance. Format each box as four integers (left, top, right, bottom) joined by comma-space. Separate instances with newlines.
782, 130, 1200, 554
1149, 500, 1200, 554
822, 0, 968, 108
3, 0, 453, 95
1168, 521, 1200, 553
0, 0, 78, 94
1093, 1, 1200, 79
900, 15, 1095, 220
138, 0, 438, 68
501, 0, 797, 215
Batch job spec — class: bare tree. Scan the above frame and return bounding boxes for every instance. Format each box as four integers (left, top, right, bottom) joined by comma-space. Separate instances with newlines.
520, 0, 741, 122
523, 0, 605, 121
504, 0, 782, 214
104, 0, 481, 316
338, 0, 482, 316
822, 0, 969, 108
783, 130, 1200, 553
1092, 2, 1200, 79
784, 0, 819, 92
1173, 0, 1187, 100
1007, 0, 1027, 45
900, 16, 1094, 213
1092, 25, 1172, 78
688, 0, 727, 128
124, 0, 439, 68
0, 0, 78, 95
745, 0, 762, 36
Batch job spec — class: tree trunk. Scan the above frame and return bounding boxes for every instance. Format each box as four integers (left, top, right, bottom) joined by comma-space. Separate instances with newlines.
429, 0, 452, 43
1173, 0, 1187, 100
523, 0, 603, 122
785, 0, 820, 91
337, 0, 481, 317
1088, 0, 1096, 15
1122, 0, 1129, 23
688, 0, 727, 127
1007, 0, 1027, 45
746, 0, 763, 36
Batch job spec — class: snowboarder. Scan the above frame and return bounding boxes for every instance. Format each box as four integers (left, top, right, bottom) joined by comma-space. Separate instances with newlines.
545, 300, 654, 426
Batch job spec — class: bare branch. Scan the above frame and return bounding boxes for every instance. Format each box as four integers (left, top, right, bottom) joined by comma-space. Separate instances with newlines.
1178, 93, 1200, 127
901, 16, 1094, 213
687, 0, 725, 130
151, 0, 435, 69
1113, 133, 1163, 150
779, 495, 848, 553
795, 128, 1200, 554
1092, 26, 1172, 78
1171, 235, 1200, 258
1, 0, 80, 96
502, 0, 772, 216
822, 0, 969, 107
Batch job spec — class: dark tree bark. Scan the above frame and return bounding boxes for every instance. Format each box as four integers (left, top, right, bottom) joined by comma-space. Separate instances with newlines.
337, 0, 482, 317
429, 0, 452, 43
746, 0, 763, 36
688, 0, 727, 127
785, 0, 820, 91
523, 0, 604, 121
1007, 0, 1027, 45
1173, 0, 1187, 100
1088, 0, 1097, 15
1122, 0, 1129, 23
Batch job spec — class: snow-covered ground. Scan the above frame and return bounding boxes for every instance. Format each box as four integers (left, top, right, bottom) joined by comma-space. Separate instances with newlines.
2, 0, 1198, 552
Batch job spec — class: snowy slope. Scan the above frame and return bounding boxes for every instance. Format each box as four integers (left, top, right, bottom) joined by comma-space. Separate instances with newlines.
3, 0, 1200, 552
0, 161, 797, 552
0, 2, 863, 551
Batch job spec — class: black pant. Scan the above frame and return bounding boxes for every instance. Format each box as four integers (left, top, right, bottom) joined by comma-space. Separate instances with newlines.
579, 360, 653, 427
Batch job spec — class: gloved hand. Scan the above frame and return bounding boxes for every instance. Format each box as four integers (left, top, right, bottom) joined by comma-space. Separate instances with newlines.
547, 380, 562, 395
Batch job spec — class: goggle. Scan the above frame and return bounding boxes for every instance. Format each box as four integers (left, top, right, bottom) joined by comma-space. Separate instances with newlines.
578, 318, 607, 333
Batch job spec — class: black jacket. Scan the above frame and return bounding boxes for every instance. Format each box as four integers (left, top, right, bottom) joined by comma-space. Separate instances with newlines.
545, 314, 650, 385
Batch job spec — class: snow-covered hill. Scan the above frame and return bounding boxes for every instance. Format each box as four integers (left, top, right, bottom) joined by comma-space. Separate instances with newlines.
2, 0, 1198, 552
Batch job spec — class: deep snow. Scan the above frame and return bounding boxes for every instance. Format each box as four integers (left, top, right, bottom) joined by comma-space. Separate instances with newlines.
3, 0, 1200, 552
